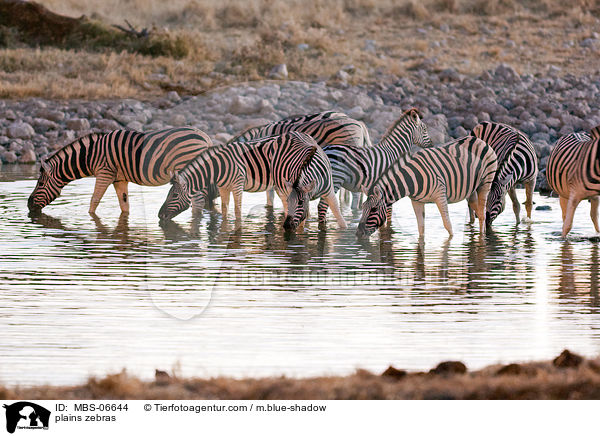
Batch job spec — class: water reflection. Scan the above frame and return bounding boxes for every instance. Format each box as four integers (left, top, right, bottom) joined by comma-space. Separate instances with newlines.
2, 174, 600, 386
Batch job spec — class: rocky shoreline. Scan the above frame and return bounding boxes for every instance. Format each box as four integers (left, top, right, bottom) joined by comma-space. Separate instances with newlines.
2, 350, 599, 400
1, 64, 599, 192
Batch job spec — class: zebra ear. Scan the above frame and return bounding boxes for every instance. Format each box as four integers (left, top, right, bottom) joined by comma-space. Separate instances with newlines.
591, 126, 600, 139
409, 108, 420, 120
373, 185, 383, 200
174, 171, 186, 187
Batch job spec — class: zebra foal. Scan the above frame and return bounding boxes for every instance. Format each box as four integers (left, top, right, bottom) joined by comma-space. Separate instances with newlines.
356, 136, 497, 238
27, 127, 213, 215
546, 128, 600, 237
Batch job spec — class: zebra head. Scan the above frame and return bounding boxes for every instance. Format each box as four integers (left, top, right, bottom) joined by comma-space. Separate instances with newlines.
27, 159, 64, 213
485, 175, 512, 225
405, 108, 434, 148
158, 172, 191, 220
283, 179, 316, 231
356, 185, 387, 237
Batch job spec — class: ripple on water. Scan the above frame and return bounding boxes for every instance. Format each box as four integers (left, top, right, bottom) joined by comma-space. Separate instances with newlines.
0, 169, 600, 385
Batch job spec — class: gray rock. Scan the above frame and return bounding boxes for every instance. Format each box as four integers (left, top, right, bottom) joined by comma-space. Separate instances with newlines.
297, 43, 309, 51
126, 121, 143, 131
35, 109, 65, 122
168, 114, 186, 126
336, 69, 350, 83
66, 118, 90, 131
1, 151, 17, 163
448, 116, 464, 130
229, 95, 263, 115
167, 91, 181, 103
462, 114, 479, 130
0, 135, 9, 145
215, 132, 234, 143
454, 126, 468, 138
18, 149, 37, 164
520, 121, 537, 136
269, 64, 288, 80
95, 119, 121, 131
8, 122, 35, 139
439, 68, 461, 82
347, 106, 365, 120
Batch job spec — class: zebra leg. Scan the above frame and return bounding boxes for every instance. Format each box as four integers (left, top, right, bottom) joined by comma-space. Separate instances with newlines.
563, 195, 582, 237
219, 188, 231, 220
385, 206, 393, 227
113, 181, 129, 214
324, 192, 347, 229
507, 187, 521, 224
434, 197, 454, 237
476, 186, 490, 235
590, 196, 600, 233
266, 188, 275, 208
274, 187, 288, 217
467, 192, 477, 224
411, 200, 426, 237
191, 191, 206, 215
318, 198, 329, 222
89, 170, 115, 215
559, 196, 568, 221
524, 177, 536, 219
351, 192, 362, 210
233, 186, 243, 222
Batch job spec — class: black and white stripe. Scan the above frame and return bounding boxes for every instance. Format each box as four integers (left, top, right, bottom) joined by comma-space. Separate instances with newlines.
470, 122, 538, 225
159, 131, 346, 229
28, 127, 213, 214
546, 128, 600, 236
357, 136, 498, 237
318, 108, 432, 221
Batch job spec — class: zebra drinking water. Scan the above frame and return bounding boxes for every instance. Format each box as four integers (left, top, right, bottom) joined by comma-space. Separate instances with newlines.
470, 122, 538, 225
318, 108, 433, 222
159, 131, 346, 229
546, 128, 600, 237
356, 136, 497, 238
27, 127, 213, 215
230, 111, 371, 207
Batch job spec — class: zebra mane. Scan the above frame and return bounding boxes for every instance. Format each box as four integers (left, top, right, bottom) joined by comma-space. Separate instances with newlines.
492, 131, 521, 185
591, 125, 600, 139
293, 145, 318, 188
43, 133, 100, 165
379, 108, 420, 143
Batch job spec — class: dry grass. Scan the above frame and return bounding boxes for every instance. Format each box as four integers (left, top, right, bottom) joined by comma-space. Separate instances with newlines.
0, 0, 599, 99
2, 351, 600, 400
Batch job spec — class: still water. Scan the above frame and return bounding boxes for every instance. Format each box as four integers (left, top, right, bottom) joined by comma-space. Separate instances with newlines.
1, 165, 599, 386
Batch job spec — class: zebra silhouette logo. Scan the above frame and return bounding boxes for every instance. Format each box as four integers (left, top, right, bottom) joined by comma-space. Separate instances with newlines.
3, 402, 50, 434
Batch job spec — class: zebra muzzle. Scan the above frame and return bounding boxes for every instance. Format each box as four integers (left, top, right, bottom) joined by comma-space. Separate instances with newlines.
283, 216, 296, 231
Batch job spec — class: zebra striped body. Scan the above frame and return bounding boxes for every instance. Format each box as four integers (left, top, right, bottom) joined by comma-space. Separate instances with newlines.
27, 128, 213, 215
231, 111, 372, 148
159, 132, 346, 229
231, 111, 371, 208
357, 136, 497, 237
470, 122, 538, 225
547, 128, 600, 237
318, 108, 432, 221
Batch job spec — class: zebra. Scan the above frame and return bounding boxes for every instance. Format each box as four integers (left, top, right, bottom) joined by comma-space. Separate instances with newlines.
27, 127, 213, 215
159, 131, 346, 229
317, 108, 433, 222
230, 111, 371, 207
470, 122, 538, 225
546, 128, 600, 237
356, 136, 498, 238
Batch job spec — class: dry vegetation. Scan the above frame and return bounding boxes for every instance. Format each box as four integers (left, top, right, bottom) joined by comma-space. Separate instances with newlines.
0, 0, 599, 99
2, 350, 600, 400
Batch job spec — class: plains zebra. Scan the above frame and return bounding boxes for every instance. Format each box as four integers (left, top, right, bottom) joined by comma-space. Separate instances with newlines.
231, 111, 371, 207
159, 132, 346, 229
356, 136, 497, 237
27, 127, 213, 215
317, 108, 433, 221
546, 128, 600, 237
470, 122, 538, 225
